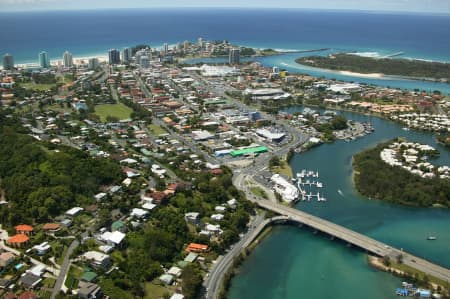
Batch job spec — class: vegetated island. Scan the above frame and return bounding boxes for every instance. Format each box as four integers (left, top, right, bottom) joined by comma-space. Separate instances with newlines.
296, 53, 450, 82
353, 139, 450, 207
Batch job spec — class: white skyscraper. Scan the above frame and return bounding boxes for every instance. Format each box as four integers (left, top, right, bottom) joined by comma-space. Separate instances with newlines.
164, 43, 169, 54
229, 48, 240, 65
121, 47, 132, 64
198, 37, 203, 48
63, 51, 73, 68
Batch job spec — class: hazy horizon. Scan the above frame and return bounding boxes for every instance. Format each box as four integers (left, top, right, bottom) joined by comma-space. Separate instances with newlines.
1, 0, 449, 14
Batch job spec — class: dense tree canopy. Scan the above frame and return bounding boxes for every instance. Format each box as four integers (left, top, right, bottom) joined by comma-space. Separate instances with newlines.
297, 54, 450, 81
353, 141, 450, 207
0, 110, 122, 225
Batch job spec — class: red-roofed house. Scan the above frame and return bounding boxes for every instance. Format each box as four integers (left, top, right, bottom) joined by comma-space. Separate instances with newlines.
7, 234, 29, 248
210, 169, 223, 175
148, 191, 168, 204
15, 225, 33, 235
3, 292, 16, 299
18, 292, 38, 299
42, 223, 61, 232
185, 243, 209, 253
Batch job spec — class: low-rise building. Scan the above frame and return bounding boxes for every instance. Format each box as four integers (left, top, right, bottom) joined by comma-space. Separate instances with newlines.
78, 282, 103, 299
82, 251, 112, 270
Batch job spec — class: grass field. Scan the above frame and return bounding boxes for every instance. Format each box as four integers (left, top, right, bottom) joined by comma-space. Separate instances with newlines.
95, 103, 132, 122
249, 187, 268, 199
21, 82, 56, 91
144, 282, 173, 299
148, 124, 167, 136
271, 161, 293, 178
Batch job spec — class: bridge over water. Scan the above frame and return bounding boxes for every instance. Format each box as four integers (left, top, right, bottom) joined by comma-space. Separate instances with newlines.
253, 199, 450, 282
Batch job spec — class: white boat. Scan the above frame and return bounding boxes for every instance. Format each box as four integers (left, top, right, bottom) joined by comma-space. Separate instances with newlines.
402, 127, 410, 131
316, 182, 323, 188
427, 236, 437, 240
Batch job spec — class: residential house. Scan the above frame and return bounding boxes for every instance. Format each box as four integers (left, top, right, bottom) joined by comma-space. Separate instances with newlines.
82, 251, 111, 270
78, 282, 103, 299
185, 243, 209, 253
19, 273, 41, 289
0, 252, 15, 268
15, 225, 33, 235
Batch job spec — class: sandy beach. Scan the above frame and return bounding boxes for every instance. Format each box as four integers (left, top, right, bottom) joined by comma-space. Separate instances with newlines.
338, 70, 385, 78
14, 54, 108, 68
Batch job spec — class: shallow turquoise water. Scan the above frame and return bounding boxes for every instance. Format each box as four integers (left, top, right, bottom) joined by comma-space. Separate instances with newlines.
228, 108, 449, 299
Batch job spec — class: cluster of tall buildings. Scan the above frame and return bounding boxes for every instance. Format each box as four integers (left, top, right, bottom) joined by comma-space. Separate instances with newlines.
2, 37, 209, 71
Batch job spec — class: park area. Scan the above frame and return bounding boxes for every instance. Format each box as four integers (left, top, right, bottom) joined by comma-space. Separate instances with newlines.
95, 103, 132, 122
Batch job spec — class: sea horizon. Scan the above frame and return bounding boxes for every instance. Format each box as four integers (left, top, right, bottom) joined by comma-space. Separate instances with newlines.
2, 7, 450, 16
2, 9, 450, 64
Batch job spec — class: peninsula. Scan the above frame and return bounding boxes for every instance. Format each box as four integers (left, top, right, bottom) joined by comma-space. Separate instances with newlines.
296, 53, 450, 82
353, 139, 450, 207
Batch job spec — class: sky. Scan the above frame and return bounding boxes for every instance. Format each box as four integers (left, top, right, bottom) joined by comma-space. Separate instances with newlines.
0, 0, 449, 14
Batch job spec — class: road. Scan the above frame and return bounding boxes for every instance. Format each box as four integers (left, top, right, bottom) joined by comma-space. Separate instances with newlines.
203, 212, 268, 299
133, 67, 449, 296
50, 238, 80, 299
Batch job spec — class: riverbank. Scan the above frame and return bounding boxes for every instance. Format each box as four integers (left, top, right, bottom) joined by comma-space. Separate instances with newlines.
217, 223, 275, 299
367, 255, 449, 295
296, 54, 450, 83
353, 139, 450, 207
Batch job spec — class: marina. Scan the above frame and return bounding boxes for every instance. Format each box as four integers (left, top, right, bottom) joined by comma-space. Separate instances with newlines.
295, 169, 327, 202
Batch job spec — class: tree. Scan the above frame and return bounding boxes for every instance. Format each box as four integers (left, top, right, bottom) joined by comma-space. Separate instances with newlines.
181, 264, 203, 299
330, 115, 348, 130
269, 156, 281, 167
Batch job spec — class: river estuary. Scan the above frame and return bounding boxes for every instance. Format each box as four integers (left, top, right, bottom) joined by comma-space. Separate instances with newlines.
228, 108, 450, 299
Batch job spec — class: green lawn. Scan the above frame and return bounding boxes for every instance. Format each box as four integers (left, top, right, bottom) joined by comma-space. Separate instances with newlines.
95, 103, 133, 122
42, 277, 56, 288
271, 161, 293, 178
389, 260, 448, 287
144, 282, 174, 299
65, 266, 83, 289
148, 124, 167, 136
21, 82, 56, 91
249, 187, 268, 199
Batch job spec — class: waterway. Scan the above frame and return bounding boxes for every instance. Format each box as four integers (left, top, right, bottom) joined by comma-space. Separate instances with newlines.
186, 51, 450, 94
228, 108, 450, 299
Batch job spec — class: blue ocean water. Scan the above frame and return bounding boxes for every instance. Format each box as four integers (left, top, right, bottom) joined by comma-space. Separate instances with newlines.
1, 8, 450, 63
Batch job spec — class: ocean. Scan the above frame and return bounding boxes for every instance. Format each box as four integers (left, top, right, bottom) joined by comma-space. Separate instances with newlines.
2, 9, 450, 298
1, 8, 450, 63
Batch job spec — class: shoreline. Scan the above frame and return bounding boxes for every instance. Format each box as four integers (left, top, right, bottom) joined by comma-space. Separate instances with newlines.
14, 54, 109, 68
367, 255, 448, 292
295, 61, 450, 84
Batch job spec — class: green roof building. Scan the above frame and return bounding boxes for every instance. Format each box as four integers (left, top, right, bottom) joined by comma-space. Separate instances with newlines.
81, 271, 97, 282
111, 220, 126, 232
230, 146, 268, 157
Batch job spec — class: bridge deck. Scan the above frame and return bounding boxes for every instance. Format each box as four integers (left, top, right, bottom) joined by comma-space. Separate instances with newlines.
255, 200, 450, 282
